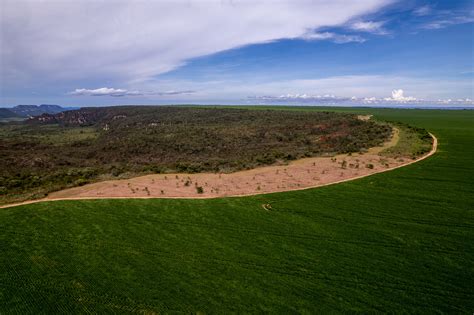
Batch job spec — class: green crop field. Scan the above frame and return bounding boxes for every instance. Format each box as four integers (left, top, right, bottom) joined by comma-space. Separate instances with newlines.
1, 107, 473, 313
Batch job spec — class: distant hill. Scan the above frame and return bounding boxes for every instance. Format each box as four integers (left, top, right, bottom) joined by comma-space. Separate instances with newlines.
0, 108, 21, 119
10, 104, 65, 117
1, 104, 80, 118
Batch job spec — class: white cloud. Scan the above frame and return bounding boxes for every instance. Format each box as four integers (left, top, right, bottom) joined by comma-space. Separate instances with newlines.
157, 90, 196, 96
138, 74, 473, 103
250, 94, 351, 103
70, 88, 131, 97
413, 5, 433, 17
421, 12, 474, 30
303, 32, 366, 43
249, 88, 474, 106
69, 87, 195, 97
384, 89, 417, 102
349, 21, 388, 34
1, 0, 393, 88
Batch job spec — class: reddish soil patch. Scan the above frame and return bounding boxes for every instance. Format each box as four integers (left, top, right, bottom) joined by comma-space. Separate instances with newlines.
50, 155, 395, 198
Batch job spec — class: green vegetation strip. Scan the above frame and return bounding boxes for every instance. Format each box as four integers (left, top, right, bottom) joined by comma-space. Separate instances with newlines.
1, 108, 473, 313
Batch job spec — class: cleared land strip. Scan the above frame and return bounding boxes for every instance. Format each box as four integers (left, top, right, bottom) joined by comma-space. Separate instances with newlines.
0, 132, 437, 209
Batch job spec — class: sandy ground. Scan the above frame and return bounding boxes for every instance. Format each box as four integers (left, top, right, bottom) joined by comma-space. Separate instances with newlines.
48, 128, 403, 199
357, 115, 373, 121
0, 129, 438, 209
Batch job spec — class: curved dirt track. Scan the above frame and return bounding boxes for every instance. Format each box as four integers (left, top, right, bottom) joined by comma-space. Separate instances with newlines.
0, 132, 437, 209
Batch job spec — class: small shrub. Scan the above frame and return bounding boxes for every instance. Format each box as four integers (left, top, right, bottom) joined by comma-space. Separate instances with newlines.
341, 160, 347, 169
196, 186, 204, 194
75, 178, 89, 186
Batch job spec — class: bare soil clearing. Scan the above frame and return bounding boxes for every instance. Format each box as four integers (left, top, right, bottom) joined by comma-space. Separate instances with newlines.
0, 130, 437, 209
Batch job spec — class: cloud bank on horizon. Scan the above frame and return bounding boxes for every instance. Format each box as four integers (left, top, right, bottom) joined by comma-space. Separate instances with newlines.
250, 89, 473, 106
1, 0, 473, 106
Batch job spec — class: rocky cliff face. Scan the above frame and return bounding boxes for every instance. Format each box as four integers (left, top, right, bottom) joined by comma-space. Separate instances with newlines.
27, 108, 108, 126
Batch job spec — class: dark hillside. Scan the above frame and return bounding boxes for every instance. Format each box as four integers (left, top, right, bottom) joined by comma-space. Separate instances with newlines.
10, 104, 67, 117
0, 108, 20, 119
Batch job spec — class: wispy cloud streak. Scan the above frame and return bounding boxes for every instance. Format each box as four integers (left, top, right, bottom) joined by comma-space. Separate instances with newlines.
69, 88, 195, 97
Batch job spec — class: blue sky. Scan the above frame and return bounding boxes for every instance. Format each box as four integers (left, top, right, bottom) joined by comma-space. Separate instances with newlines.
1, 0, 473, 107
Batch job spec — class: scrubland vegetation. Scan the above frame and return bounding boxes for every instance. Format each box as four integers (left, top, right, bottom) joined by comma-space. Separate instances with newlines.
381, 122, 433, 158
0, 106, 395, 204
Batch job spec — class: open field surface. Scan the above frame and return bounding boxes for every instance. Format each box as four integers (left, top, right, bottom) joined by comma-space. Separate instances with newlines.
1, 107, 473, 313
